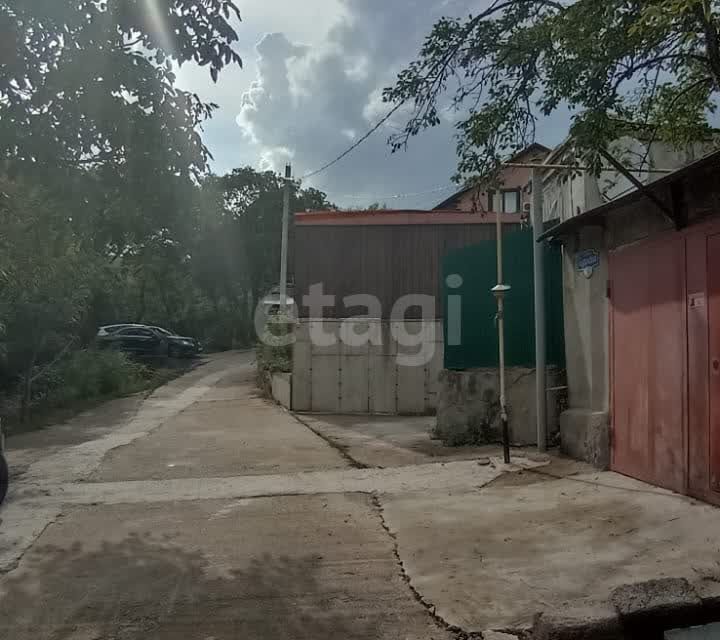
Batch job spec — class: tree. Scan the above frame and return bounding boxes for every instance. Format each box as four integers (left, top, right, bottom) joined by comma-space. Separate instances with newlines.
0, 0, 242, 177
0, 179, 94, 420
383, 0, 720, 178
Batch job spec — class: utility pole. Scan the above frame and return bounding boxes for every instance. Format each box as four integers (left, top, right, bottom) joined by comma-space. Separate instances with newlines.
492, 202, 511, 465
279, 163, 291, 308
531, 167, 547, 452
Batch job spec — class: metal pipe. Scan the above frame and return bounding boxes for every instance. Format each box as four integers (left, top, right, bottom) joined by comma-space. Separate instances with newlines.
531, 167, 547, 452
279, 164, 292, 307
495, 207, 511, 464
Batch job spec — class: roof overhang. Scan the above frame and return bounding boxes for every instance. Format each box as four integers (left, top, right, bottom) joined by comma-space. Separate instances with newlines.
537, 150, 720, 243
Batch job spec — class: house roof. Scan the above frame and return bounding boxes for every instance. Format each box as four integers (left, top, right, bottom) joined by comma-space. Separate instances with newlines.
295, 209, 523, 226
432, 143, 551, 210
537, 149, 720, 242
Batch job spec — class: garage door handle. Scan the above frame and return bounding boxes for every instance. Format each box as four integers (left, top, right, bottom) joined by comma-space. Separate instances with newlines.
713, 358, 720, 375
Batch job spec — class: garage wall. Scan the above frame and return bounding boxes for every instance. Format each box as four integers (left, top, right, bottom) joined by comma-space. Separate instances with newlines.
292, 319, 444, 415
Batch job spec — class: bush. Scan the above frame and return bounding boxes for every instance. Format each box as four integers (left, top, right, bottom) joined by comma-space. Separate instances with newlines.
256, 312, 293, 375
39, 349, 150, 406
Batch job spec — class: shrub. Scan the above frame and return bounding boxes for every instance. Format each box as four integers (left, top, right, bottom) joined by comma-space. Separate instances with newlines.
39, 349, 150, 406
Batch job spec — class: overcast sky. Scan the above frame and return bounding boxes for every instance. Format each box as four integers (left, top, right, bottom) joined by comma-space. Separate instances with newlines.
177, 0, 570, 209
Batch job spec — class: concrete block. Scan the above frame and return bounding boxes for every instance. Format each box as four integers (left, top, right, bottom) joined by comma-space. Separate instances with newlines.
532, 601, 622, 640
292, 342, 312, 411
340, 354, 369, 413
338, 319, 377, 354
294, 320, 312, 343
308, 320, 341, 355
397, 364, 426, 415
560, 409, 610, 469
610, 578, 702, 625
310, 354, 341, 412
693, 572, 720, 611
271, 373, 292, 410
369, 356, 397, 414
291, 368, 311, 411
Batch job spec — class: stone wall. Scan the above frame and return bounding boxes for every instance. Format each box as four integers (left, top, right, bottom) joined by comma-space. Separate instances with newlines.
435, 367, 563, 446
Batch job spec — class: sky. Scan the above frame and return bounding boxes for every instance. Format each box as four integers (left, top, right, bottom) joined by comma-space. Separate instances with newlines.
176, 0, 570, 210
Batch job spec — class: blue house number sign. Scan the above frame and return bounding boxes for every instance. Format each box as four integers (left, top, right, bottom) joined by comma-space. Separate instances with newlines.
576, 249, 600, 278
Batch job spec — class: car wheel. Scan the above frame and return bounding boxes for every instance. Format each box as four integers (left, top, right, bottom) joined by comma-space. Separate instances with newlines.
0, 453, 8, 506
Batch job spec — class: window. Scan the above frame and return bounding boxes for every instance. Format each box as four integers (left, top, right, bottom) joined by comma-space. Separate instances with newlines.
502, 189, 521, 214
487, 189, 496, 212
119, 328, 154, 337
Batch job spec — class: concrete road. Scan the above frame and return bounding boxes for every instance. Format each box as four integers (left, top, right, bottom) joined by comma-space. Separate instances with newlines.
4, 352, 717, 639
0, 351, 532, 640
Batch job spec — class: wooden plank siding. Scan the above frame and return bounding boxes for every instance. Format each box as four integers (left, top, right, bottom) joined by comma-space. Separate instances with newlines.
294, 222, 520, 318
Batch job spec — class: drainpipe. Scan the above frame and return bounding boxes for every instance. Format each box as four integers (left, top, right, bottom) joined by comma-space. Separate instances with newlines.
531, 167, 547, 452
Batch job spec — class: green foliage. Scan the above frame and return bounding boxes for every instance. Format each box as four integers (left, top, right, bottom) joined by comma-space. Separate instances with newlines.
0, 4, 334, 422
256, 312, 294, 377
38, 349, 150, 406
384, 0, 720, 178
0, 0, 241, 177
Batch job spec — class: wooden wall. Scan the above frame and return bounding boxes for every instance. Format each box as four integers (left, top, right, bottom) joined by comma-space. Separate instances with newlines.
294, 223, 520, 318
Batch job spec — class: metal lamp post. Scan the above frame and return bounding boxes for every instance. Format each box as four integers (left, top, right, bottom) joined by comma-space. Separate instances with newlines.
492, 283, 512, 464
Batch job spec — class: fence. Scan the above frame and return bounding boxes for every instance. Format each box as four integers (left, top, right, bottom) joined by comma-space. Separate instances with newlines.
442, 227, 565, 370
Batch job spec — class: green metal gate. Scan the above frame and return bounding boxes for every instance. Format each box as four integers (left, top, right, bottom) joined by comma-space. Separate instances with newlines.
442, 227, 565, 370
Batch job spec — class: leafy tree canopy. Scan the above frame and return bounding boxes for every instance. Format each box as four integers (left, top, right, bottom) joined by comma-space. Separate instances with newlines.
0, 0, 242, 177
384, 0, 720, 178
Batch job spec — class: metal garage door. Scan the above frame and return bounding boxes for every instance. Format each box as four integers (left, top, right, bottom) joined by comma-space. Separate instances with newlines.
609, 234, 686, 493
611, 221, 720, 503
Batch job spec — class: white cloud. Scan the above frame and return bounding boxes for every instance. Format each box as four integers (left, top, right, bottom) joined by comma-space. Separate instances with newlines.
181, 0, 570, 206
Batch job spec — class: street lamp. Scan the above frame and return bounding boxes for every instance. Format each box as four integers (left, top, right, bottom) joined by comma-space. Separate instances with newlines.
492, 283, 511, 464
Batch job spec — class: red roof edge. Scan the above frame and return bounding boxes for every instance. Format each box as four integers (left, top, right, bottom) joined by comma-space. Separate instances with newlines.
295, 209, 523, 226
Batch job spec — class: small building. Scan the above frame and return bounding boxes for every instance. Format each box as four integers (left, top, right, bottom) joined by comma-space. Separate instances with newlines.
540, 149, 720, 505
435, 143, 550, 217
291, 208, 522, 414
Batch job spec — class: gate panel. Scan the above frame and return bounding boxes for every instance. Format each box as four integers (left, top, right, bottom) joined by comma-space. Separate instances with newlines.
610, 246, 651, 483
687, 230, 710, 498
708, 233, 720, 493
610, 235, 686, 492
647, 237, 686, 494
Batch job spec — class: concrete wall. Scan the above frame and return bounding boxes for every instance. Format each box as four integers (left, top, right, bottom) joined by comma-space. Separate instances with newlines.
292, 319, 444, 415
435, 367, 563, 446
559, 227, 611, 467
271, 373, 292, 410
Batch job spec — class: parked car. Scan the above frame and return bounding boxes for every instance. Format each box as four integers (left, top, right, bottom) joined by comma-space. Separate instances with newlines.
149, 326, 202, 353
97, 325, 200, 358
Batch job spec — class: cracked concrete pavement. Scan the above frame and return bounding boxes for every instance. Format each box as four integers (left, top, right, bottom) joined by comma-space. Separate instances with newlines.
0, 351, 542, 639
3, 351, 720, 639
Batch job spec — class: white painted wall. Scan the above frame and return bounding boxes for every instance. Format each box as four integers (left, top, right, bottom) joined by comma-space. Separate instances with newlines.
541, 138, 713, 223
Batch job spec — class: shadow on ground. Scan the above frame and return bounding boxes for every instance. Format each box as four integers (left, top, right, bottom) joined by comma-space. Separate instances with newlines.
0, 534, 384, 640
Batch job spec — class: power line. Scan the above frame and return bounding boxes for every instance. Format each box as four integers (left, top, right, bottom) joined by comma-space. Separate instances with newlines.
322, 184, 455, 201
299, 102, 405, 180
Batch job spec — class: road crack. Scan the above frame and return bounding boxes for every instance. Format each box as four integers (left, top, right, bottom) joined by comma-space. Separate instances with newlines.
291, 414, 369, 469
369, 493, 495, 640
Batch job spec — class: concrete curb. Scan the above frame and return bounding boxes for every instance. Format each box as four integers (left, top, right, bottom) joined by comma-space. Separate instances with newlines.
531, 577, 720, 639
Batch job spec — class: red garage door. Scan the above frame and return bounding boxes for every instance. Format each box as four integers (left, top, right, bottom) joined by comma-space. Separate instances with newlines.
610, 234, 686, 493
610, 220, 720, 504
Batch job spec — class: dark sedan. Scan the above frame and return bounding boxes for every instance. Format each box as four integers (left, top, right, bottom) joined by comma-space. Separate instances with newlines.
97, 325, 200, 358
